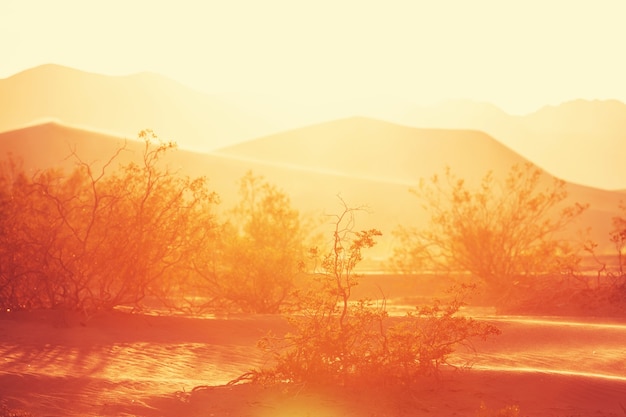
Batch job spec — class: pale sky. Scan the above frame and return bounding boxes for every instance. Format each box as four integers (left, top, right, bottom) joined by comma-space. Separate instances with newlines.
1, 0, 625, 115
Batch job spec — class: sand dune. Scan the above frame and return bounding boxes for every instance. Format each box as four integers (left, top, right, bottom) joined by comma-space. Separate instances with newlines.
2, 62, 626, 417
1, 117, 625, 416
0, 122, 139, 174
1, 311, 625, 416
213, 116, 530, 185
213, 117, 625, 255
136, 88, 626, 191
0, 120, 623, 262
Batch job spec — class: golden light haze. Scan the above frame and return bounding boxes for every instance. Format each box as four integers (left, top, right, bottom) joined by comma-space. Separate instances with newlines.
2, 0, 625, 115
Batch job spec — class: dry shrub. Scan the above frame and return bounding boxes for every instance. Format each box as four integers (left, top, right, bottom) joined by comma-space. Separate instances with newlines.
244, 201, 499, 388
386, 287, 499, 381
251, 285, 498, 388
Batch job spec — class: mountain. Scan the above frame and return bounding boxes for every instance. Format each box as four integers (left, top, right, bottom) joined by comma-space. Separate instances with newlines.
0, 64, 275, 151
0, 122, 137, 174
208, 94, 626, 190
0, 121, 418, 264
518, 100, 626, 191
398, 99, 626, 191
216, 116, 625, 249
3, 64, 625, 190
2, 120, 621, 266
524, 99, 626, 135
213, 116, 532, 186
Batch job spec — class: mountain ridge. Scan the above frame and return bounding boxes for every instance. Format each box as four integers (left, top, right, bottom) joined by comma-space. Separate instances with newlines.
1, 120, 622, 260
0, 64, 275, 151
2, 64, 626, 190
214, 116, 536, 186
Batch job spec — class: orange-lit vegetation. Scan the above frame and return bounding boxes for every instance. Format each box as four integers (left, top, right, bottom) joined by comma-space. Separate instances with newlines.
2, 132, 625, 320
0, 133, 314, 317
575, 204, 626, 315
240, 200, 499, 388
587, 203, 626, 285
1, 132, 626, 416
0, 131, 219, 313
392, 163, 590, 312
192, 171, 310, 313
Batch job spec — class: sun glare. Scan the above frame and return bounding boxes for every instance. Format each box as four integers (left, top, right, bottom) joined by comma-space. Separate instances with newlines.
1, 2, 626, 416
1, 1, 625, 114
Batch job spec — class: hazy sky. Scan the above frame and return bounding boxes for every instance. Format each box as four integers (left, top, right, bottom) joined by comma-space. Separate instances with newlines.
2, 0, 625, 114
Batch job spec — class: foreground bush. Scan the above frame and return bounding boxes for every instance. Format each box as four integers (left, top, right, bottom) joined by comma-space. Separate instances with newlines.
0, 132, 219, 314
392, 163, 587, 311
244, 201, 499, 387
503, 204, 626, 317
192, 172, 311, 314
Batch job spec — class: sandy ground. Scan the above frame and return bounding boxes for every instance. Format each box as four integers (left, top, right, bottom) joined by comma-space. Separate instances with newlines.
0, 310, 625, 417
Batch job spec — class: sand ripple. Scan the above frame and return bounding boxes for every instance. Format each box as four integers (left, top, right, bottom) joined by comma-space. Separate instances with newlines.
1, 312, 625, 416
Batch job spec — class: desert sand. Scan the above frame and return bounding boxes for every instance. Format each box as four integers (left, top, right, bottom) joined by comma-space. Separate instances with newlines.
1, 308, 625, 417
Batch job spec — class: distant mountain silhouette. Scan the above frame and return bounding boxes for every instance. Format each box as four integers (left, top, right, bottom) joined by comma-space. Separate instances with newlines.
524, 99, 626, 135
202, 95, 626, 190
1, 120, 622, 264
216, 116, 624, 247
214, 116, 532, 186
2, 64, 625, 189
398, 99, 626, 190
0, 64, 275, 150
